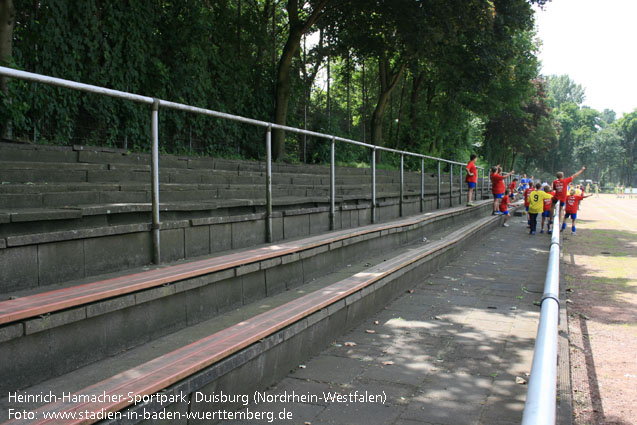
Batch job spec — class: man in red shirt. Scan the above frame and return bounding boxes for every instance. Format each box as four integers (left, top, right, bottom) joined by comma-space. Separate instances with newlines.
490, 165, 515, 215
465, 154, 478, 207
553, 166, 586, 223
562, 188, 592, 234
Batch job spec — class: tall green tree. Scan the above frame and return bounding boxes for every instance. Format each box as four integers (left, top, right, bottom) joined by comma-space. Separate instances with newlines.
3, 0, 555, 171
272, 0, 330, 160
574, 126, 621, 184
618, 110, 637, 185
0, 0, 15, 137
547, 75, 585, 108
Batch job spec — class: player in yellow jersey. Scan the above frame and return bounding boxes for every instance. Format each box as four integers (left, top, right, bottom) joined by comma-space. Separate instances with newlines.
527, 183, 554, 235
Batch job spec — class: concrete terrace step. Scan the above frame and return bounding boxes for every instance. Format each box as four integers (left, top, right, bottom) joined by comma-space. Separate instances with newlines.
0, 185, 431, 209
0, 181, 435, 196
1, 141, 488, 297
1, 196, 332, 228
0, 170, 439, 209
0, 166, 430, 187
0, 189, 432, 229
0, 143, 472, 195
0, 208, 505, 424
0, 201, 493, 394
0, 142, 431, 177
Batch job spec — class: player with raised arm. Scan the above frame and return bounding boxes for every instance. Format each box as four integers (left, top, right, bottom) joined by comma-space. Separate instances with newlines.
490, 165, 515, 215
552, 166, 586, 226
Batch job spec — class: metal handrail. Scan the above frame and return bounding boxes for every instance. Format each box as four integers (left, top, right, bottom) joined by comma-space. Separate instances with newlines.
0, 67, 472, 166
0, 66, 487, 262
521, 210, 561, 424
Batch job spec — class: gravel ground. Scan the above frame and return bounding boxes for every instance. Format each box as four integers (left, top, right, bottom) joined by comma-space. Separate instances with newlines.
561, 194, 637, 425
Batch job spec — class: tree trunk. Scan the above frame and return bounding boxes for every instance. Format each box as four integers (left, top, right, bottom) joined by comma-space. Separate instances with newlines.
407, 70, 426, 150
523, 155, 530, 174
629, 141, 635, 185
370, 56, 406, 147
271, 0, 276, 102
394, 73, 406, 149
273, 30, 302, 159
346, 53, 351, 134
388, 91, 394, 145
327, 54, 330, 130
237, 0, 242, 57
297, 29, 325, 162
362, 60, 366, 143
408, 71, 425, 126
0, 0, 15, 139
272, 0, 328, 161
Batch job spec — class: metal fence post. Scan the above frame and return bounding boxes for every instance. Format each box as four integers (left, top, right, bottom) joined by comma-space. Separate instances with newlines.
330, 136, 336, 230
399, 154, 404, 217
459, 164, 463, 205
437, 161, 441, 209
449, 164, 453, 207
371, 148, 377, 223
420, 158, 425, 213
151, 99, 161, 264
265, 126, 273, 242
479, 168, 482, 200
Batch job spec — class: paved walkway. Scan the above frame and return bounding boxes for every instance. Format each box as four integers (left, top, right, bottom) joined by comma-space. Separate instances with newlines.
228, 214, 564, 425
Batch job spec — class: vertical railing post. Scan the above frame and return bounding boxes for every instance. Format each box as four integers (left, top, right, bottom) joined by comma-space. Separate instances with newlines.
399, 154, 404, 217
265, 126, 273, 242
420, 158, 425, 213
371, 148, 377, 223
481, 168, 485, 200
151, 99, 161, 264
436, 160, 441, 209
459, 163, 463, 205
449, 164, 453, 207
330, 136, 336, 230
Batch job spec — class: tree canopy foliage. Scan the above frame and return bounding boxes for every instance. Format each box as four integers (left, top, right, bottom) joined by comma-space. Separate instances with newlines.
0, 0, 634, 184
523, 74, 636, 186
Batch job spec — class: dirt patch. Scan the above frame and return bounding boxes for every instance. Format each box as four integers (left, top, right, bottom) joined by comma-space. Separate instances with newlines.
562, 194, 637, 425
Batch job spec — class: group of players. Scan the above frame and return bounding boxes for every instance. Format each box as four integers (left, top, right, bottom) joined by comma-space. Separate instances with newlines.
464, 154, 591, 235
